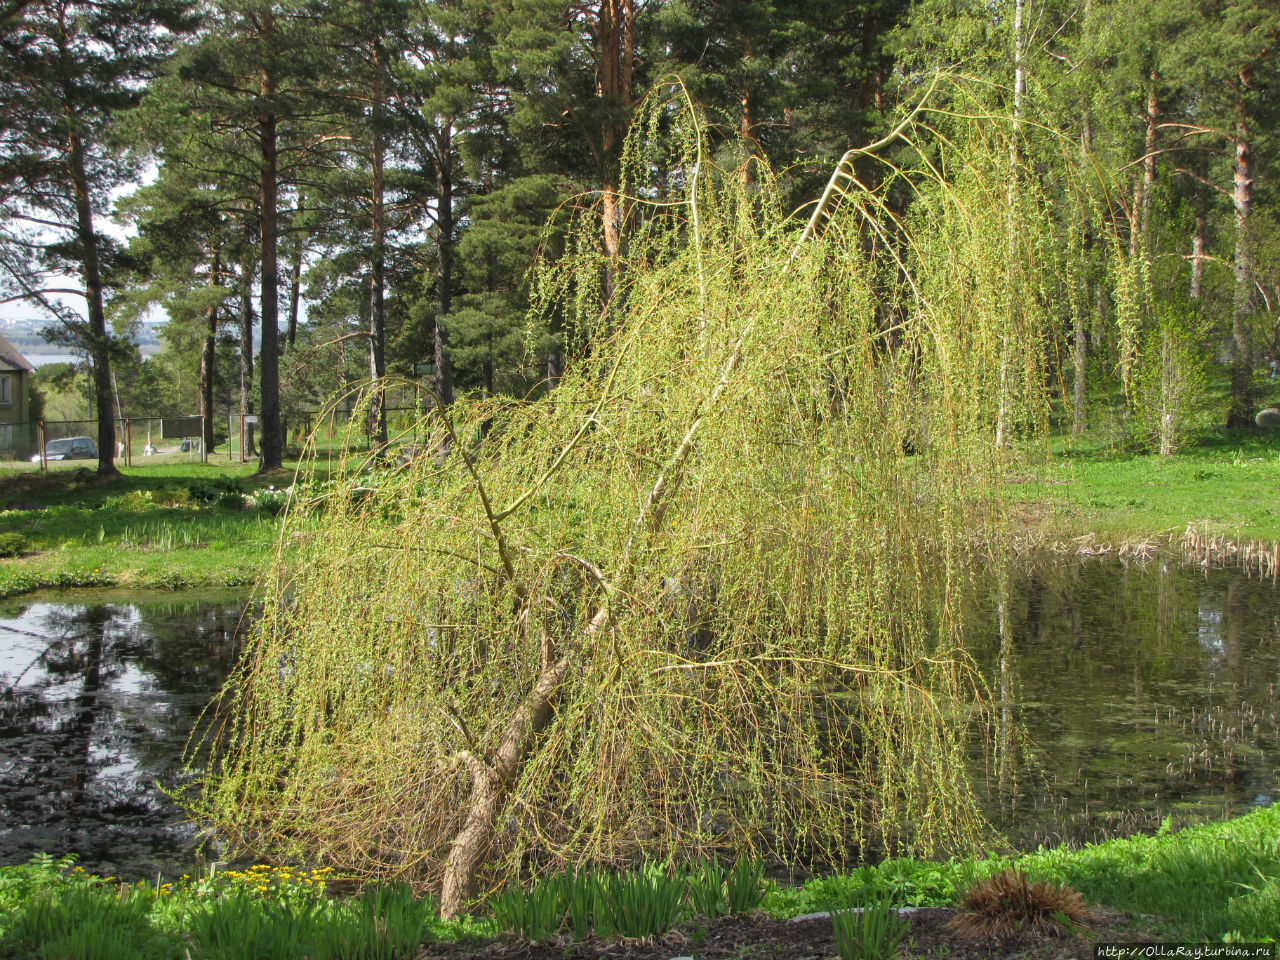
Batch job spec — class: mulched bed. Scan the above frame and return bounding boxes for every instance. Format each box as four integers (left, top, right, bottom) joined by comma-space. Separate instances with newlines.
423, 907, 1150, 960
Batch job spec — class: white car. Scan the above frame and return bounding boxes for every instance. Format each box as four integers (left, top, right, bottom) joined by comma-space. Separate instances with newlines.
31, 436, 98, 463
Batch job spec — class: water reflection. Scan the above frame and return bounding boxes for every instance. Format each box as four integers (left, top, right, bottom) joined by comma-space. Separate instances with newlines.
0, 562, 1277, 878
970, 560, 1280, 849
0, 594, 246, 879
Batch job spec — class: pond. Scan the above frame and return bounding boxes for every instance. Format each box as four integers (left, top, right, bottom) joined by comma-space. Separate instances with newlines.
968, 558, 1280, 849
0, 592, 246, 880
0, 560, 1276, 879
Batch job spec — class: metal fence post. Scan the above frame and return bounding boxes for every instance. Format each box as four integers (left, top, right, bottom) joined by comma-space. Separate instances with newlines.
37, 421, 46, 472
125, 418, 132, 468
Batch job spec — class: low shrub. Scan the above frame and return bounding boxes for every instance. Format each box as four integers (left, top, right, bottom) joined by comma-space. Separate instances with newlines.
0, 532, 29, 557
187, 476, 243, 506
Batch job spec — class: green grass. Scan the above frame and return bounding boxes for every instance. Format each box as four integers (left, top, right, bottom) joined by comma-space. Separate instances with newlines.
761, 805, 1280, 941
5, 810, 1274, 954
0, 857, 489, 960
3, 405, 1278, 607
1019, 427, 1280, 544
0, 460, 303, 599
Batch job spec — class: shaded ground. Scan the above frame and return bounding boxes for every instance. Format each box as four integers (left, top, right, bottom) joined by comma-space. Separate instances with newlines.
425, 908, 1157, 960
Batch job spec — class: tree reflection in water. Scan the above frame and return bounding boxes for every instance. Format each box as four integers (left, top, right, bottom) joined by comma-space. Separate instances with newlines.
0, 596, 246, 879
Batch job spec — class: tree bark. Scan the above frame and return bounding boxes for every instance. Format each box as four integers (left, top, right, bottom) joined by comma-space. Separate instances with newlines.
995, 0, 1025, 450
1139, 70, 1157, 244
238, 246, 256, 457
200, 248, 221, 453
1191, 175, 1207, 300
434, 123, 455, 408
594, 0, 633, 304
287, 193, 304, 350
67, 126, 116, 475
258, 54, 283, 470
439, 651, 572, 917
1227, 109, 1253, 428
368, 48, 388, 445
1073, 111, 1092, 437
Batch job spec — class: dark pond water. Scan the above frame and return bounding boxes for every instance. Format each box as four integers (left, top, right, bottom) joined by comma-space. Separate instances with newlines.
0, 561, 1277, 879
968, 558, 1280, 849
0, 592, 246, 880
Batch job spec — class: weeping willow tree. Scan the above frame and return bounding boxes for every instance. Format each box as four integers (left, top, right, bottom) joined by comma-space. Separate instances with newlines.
193, 80, 1065, 917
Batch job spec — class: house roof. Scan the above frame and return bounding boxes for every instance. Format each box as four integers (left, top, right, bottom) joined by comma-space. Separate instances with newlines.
0, 334, 34, 373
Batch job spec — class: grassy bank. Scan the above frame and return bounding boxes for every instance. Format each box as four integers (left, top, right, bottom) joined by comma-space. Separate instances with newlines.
1019, 427, 1280, 546
1, 807, 1274, 957
0, 461, 296, 599
763, 804, 1280, 941
2, 427, 1279, 605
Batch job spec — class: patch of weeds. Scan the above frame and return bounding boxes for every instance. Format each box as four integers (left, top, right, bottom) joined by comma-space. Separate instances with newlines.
725, 858, 767, 914
217, 490, 247, 511
187, 476, 244, 506
52, 568, 117, 589
596, 863, 686, 939
103, 490, 156, 511
152, 571, 194, 591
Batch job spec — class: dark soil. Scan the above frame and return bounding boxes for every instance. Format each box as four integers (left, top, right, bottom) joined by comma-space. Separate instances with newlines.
423, 907, 1156, 960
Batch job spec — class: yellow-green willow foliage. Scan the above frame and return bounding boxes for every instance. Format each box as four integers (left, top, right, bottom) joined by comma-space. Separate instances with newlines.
193, 84, 1057, 916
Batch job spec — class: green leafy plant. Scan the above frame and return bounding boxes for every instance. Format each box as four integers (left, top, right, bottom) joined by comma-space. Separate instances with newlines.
724, 858, 766, 915
489, 875, 565, 941
0, 532, 28, 557
4, 882, 157, 960
562, 868, 605, 940
596, 864, 686, 939
187, 476, 244, 506
830, 897, 909, 960
686, 859, 729, 919
184, 888, 327, 960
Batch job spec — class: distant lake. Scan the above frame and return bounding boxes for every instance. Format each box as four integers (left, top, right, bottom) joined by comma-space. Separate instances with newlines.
26, 348, 160, 368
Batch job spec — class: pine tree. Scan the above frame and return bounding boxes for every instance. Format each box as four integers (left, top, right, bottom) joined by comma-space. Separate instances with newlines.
0, 0, 191, 474
154, 0, 342, 469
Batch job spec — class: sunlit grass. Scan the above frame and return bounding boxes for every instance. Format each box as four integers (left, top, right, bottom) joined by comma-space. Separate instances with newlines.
762, 805, 1280, 941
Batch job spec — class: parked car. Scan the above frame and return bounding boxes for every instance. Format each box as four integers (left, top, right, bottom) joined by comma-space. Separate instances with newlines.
30, 436, 97, 463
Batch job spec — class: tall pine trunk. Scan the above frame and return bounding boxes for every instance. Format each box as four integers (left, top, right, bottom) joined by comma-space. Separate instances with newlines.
995, 0, 1025, 449
68, 127, 116, 475
1191, 173, 1207, 301
1227, 109, 1253, 428
368, 51, 388, 445
1073, 110, 1093, 437
258, 98, 283, 468
595, 0, 633, 304
238, 250, 257, 457
200, 248, 221, 453
287, 193, 304, 350
434, 124, 454, 408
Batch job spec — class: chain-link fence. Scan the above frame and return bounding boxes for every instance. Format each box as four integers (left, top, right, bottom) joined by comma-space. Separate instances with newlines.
0, 417, 210, 471
0, 405, 434, 471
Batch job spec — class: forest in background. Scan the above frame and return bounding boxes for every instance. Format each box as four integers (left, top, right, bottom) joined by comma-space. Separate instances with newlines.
2, 0, 1278, 473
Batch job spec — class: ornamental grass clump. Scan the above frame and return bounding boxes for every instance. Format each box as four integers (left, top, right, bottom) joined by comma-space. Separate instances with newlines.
948, 869, 1095, 941
193, 78, 1088, 917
